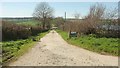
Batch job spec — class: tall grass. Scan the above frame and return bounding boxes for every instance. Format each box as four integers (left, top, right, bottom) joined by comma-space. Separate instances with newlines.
56, 30, 119, 56
2, 31, 49, 65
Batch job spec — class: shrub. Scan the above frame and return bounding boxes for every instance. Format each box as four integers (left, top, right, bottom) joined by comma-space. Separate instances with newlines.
2, 20, 47, 41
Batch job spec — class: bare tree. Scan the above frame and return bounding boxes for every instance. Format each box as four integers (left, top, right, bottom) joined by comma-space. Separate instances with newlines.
84, 3, 105, 34
103, 7, 118, 25
88, 3, 105, 24
102, 7, 118, 37
33, 2, 54, 29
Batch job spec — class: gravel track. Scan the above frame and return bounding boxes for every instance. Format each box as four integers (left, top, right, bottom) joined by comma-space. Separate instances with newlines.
9, 30, 118, 66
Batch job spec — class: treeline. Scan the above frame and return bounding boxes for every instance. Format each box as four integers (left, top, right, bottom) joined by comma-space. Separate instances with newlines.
2, 20, 48, 41
55, 3, 119, 38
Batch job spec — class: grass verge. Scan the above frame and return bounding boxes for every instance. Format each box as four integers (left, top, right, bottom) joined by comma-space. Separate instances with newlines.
2, 31, 49, 65
56, 29, 119, 56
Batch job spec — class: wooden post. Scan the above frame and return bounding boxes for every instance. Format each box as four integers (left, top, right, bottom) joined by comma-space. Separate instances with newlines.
68, 30, 71, 39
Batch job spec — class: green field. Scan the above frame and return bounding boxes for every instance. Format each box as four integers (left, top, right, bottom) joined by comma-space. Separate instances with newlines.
2, 31, 49, 65
17, 20, 41, 26
5, 19, 41, 26
56, 30, 119, 56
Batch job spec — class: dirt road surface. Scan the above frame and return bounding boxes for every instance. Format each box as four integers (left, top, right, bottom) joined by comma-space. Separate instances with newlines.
9, 30, 118, 66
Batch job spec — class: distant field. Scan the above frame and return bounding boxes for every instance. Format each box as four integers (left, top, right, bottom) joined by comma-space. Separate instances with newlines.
2, 18, 41, 26
17, 20, 41, 26
56, 30, 119, 56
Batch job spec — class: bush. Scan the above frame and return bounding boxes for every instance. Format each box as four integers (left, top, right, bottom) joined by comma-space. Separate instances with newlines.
2, 20, 47, 41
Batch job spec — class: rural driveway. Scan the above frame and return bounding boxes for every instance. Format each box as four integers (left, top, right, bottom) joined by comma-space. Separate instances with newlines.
9, 30, 118, 66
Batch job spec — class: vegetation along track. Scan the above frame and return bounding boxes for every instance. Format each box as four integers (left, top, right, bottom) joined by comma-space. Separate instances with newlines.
9, 30, 118, 66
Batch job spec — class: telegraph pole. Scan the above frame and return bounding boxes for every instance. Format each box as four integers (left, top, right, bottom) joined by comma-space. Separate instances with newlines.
65, 12, 66, 22
63, 12, 66, 31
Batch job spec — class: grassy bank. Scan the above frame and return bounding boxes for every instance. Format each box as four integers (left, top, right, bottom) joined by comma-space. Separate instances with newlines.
56, 30, 119, 56
2, 31, 49, 65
